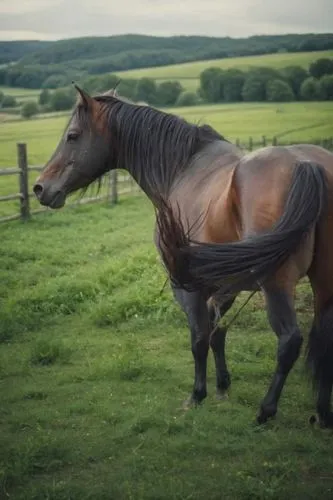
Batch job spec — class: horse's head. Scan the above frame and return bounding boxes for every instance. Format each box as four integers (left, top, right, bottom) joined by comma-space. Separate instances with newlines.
33, 85, 115, 209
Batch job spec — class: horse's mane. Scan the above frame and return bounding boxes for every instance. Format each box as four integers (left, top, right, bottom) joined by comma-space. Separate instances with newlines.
83, 94, 227, 197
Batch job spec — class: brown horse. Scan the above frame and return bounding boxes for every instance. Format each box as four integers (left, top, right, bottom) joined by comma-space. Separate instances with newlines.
33, 85, 333, 428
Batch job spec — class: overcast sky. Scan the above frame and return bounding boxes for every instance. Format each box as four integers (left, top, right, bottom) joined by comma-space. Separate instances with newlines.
0, 0, 332, 41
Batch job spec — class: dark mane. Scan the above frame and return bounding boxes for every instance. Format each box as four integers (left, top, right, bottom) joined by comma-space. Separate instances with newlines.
91, 95, 227, 198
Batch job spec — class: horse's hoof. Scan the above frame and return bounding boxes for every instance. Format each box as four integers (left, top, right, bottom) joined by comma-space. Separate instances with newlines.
256, 405, 276, 425
318, 412, 333, 429
309, 415, 317, 426
182, 396, 197, 410
216, 389, 229, 401
256, 413, 268, 425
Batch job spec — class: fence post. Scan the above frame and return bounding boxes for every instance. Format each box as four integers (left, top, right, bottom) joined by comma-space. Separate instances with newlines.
248, 137, 253, 151
110, 170, 118, 204
236, 138, 240, 148
262, 135, 266, 147
17, 143, 30, 220
272, 136, 278, 147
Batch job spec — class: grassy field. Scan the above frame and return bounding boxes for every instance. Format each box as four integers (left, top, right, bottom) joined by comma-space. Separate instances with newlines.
1, 101, 333, 219
117, 50, 333, 91
0, 86, 40, 104
1, 195, 333, 499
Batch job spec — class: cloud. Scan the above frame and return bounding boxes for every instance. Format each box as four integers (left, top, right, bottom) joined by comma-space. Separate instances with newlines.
0, 0, 332, 40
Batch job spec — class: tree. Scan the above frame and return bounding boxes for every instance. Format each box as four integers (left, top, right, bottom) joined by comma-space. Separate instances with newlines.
0, 90, 3, 104
42, 74, 69, 89
21, 101, 39, 119
281, 66, 308, 99
83, 73, 119, 94
309, 58, 333, 79
157, 81, 183, 106
1, 95, 17, 108
39, 88, 50, 106
116, 79, 138, 101
320, 74, 333, 100
50, 89, 75, 111
222, 69, 245, 102
300, 77, 324, 101
199, 67, 224, 102
135, 78, 158, 104
242, 76, 265, 101
175, 91, 199, 107
242, 67, 281, 102
266, 79, 295, 102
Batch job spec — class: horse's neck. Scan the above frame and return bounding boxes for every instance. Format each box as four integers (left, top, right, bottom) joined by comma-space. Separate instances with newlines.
167, 141, 243, 239
124, 139, 242, 203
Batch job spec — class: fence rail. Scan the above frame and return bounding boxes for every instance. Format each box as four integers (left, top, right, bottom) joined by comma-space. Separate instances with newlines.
0, 142, 141, 223
1, 137, 332, 223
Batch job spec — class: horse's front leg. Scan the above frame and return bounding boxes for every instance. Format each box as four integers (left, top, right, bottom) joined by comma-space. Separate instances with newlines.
172, 286, 210, 407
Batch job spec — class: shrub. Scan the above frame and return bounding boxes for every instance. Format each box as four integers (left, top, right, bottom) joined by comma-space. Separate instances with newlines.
319, 74, 333, 100
1, 95, 17, 108
21, 101, 39, 119
39, 88, 50, 105
50, 89, 75, 111
300, 77, 324, 100
157, 81, 183, 106
266, 79, 295, 102
175, 91, 199, 107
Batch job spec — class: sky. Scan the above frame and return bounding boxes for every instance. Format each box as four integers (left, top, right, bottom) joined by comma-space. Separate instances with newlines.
0, 0, 332, 41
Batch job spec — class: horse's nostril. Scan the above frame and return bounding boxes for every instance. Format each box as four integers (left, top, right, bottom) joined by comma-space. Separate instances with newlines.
33, 183, 44, 199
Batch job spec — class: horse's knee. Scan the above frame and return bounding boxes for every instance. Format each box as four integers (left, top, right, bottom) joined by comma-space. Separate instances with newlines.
209, 326, 227, 350
278, 330, 303, 372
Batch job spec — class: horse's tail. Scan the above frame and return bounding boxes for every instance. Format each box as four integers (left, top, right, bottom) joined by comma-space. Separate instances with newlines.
156, 161, 327, 295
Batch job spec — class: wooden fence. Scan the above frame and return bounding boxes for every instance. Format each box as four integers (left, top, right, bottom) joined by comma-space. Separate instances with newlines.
1, 137, 333, 224
0, 143, 140, 223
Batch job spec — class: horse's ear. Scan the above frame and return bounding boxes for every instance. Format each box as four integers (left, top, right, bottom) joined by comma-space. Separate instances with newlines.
102, 88, 118, 97
72, 83, 93, 110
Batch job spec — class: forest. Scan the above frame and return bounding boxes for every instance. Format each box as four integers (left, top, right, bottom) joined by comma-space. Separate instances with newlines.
1, 33, 333, 89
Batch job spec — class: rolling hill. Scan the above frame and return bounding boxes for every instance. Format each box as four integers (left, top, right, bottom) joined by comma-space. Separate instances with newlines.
1, 33, 333, 91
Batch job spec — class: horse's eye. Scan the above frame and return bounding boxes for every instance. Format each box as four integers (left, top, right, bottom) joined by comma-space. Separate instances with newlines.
67, 131, 80, 142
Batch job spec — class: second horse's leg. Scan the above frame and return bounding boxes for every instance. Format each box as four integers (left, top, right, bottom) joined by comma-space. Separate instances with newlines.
257, 286, 303, 424
208, 296, 236, 398
173, 287, 210, 406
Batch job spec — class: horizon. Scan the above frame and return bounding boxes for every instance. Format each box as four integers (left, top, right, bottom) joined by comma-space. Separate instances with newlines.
1, 0, 331, 42
1, 30, 332, 44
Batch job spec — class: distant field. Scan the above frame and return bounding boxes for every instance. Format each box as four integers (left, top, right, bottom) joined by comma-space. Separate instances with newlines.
117, 50, 333, 91
0, 87, 39, 96
0, 86, 40, 104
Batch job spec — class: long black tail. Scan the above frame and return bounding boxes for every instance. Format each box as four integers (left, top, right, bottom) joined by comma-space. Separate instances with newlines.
157, 161, 327, 294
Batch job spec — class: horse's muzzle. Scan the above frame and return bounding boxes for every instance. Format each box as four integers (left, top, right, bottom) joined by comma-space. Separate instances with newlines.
33, 181, 66, 209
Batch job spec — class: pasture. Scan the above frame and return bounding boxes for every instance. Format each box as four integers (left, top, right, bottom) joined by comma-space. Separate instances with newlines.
117, 50, 333, 91
0, 86, 40, 103
1, 194, 333, 499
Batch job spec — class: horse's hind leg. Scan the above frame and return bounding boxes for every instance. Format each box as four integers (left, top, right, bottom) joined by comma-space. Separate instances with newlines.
208, 296, 236, 398
257, 286, 303, 424
306, 291, 333, 428
172, 286, 210, 406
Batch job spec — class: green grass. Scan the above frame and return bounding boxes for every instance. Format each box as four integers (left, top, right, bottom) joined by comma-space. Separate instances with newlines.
0, 86, 40, 104
117, 50, 333, 91
1, 196, 333, 499
1, 101, 333, 219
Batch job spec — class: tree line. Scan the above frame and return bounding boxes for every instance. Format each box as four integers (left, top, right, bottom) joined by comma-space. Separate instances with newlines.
1, 33, 333, 89
199, 58, 333, 103
2, 57, 333, 119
